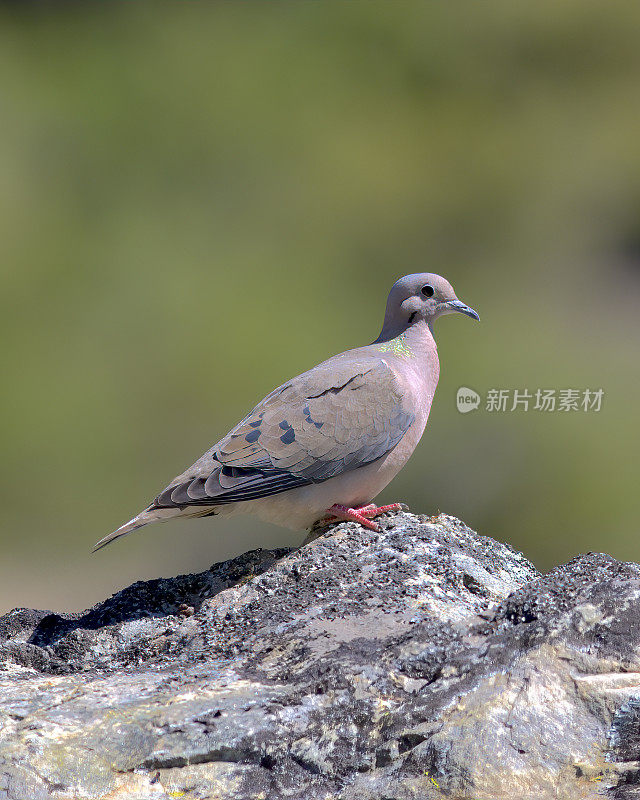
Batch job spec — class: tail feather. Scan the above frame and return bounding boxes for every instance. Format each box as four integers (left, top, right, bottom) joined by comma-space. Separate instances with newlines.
92, 507, 181, 552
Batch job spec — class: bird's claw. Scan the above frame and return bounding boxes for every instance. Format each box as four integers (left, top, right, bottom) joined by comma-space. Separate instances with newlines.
319, 502, 405, 532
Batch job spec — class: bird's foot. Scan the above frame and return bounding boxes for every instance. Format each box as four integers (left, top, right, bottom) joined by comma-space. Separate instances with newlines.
320, 502, 405, 532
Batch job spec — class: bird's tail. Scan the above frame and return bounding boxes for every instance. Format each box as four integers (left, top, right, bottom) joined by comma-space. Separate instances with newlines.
92, 506, 182, 552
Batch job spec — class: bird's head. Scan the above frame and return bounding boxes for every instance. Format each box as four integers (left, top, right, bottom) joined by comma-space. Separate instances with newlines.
378, 273, 479, 341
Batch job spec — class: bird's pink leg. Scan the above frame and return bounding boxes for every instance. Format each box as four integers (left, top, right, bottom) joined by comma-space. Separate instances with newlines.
320, 503, 404, 532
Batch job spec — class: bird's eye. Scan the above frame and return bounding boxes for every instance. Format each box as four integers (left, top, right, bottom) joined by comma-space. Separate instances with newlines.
421, 284, 434, 298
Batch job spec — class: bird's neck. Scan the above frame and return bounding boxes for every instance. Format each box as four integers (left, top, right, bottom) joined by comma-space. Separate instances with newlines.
373, 319, 437, 359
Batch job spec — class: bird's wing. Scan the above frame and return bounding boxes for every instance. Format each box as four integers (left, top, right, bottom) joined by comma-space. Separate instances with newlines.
151, 355, 415, 510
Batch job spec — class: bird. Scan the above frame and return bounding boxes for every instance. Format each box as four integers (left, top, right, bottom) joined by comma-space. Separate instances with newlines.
93, 273, 478, 551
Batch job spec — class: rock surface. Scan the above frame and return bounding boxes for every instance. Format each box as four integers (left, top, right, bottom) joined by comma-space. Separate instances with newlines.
0, 512, 639, 800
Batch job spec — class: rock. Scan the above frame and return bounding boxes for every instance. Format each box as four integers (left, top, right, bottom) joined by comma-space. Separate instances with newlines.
0, 512, 639, 799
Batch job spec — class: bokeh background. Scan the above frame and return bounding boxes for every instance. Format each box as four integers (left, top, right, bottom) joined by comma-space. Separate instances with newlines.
1, 2, 638, 614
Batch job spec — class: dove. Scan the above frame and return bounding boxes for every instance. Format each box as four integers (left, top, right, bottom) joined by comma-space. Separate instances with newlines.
94, 273, 478, 551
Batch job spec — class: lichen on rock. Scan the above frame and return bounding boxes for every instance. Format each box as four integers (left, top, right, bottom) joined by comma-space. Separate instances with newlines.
0, 512, 638, 799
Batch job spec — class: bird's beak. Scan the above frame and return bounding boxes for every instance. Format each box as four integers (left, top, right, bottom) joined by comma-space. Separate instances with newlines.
444, 299, 480, 321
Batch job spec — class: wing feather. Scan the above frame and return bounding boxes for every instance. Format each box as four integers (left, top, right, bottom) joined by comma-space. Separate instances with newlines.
150, 354, 415, 511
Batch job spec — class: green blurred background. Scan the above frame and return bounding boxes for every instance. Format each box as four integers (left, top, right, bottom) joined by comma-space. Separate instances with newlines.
1, 2, 638, 614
